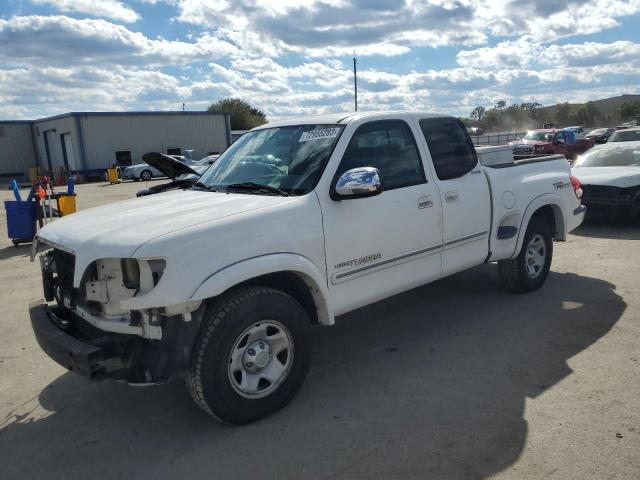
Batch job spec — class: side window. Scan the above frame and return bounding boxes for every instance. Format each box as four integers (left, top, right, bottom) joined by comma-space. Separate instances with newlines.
336, 120, 425, 190
419, 118, 477, 181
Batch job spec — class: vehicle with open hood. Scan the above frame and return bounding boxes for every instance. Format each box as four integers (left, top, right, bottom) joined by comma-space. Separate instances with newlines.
29, 111, 585, 424
135, 153, 217, 197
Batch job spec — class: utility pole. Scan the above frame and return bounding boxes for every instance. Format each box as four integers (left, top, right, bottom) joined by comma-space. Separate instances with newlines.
353, 57, 358, 112
182, 102, 185, 111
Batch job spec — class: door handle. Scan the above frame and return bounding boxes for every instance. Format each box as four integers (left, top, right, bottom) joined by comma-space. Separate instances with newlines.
445, 191, 459, 203
417, 194, 433, 209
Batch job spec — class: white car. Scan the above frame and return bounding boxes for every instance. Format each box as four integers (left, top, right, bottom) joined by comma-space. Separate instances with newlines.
30, 111, 585, 424
608, 127, 640, 143
122, 154, 196, 181
571, 141, 640, 217
121, 162, 167, 181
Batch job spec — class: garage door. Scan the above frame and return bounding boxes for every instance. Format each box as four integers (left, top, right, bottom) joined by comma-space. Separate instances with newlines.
45, 130, 65, 169
62, 133, 77, 169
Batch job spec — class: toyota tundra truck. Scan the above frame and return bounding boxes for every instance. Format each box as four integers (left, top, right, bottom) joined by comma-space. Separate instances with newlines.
29, 112, 586, 424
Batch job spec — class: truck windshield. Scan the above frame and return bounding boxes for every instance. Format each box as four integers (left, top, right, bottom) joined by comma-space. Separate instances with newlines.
574, 147, 640, 167
197, 125, 344, 195
523, 131, 553, 141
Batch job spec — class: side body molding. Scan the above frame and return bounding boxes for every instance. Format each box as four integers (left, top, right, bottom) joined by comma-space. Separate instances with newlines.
190, 253, 334, 325
511, 193, 566, 259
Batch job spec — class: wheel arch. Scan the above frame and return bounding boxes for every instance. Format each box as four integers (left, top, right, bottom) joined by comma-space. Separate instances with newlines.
512, 194, 565, 259
190, 254, 333, 326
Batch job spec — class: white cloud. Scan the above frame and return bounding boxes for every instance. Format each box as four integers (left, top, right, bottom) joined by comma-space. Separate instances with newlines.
0, 16, 238, 66
31, 0, 140, 23
170, 0, 640, 57
457, 39, 640, 69
0, 1, 639, 120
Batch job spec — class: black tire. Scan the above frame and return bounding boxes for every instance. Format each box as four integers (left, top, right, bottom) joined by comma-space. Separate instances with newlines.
498, 216, 553, 293
140, 170, 153, 181
186, 286, 311, 424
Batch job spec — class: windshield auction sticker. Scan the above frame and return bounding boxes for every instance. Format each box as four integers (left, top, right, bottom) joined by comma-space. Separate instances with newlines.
299, 128, 340, 142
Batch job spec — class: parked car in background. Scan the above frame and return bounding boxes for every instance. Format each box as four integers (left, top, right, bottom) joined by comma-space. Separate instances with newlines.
566, 126, 585, 139
122, 154, 198, 181
571, 141, 640, 217
136, 153, 219, 197
608, 127, 640, 143
31, 111, 585, 424
585, 127, 616, 144
468, 126, 485, 136
122, 162, 166, 181
509, 129, 594, 159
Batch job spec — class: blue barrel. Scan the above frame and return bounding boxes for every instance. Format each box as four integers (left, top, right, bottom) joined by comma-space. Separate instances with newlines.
4, 201, 37, 241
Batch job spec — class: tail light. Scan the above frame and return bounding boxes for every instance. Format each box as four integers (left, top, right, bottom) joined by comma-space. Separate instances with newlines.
570, 175, 582, 199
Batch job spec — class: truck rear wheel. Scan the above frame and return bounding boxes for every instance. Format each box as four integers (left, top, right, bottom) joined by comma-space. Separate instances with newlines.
186, 286, 311, 424
498, 216, 553, 293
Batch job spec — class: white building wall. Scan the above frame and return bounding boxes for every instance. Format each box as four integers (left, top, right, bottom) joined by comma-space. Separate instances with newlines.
0, 122, 36, 178
80, 113, 230, 169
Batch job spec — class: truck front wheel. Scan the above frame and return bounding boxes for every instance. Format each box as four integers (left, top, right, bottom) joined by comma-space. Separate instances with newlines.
186, 286, 311, 424
498, 216, 553, 293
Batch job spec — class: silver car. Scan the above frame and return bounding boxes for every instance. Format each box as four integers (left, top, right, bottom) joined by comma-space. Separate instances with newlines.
122, 163, 167, 181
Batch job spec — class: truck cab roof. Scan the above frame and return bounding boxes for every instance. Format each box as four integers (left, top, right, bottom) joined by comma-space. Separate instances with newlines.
254, 111, 448, 129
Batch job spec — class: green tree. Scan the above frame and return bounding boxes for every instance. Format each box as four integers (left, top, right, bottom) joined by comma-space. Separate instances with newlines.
619, 101, 640, 121
207, 98, 267, 130
470, 106, 486, 122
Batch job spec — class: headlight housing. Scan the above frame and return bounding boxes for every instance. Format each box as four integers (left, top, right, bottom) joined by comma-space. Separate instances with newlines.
120, 258, 166, 291
85, 258, 166, 309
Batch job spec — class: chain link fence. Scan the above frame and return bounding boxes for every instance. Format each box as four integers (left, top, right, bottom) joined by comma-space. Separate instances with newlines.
470, 131, 526, 146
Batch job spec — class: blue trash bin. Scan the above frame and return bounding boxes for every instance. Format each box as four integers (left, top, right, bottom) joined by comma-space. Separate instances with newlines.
4, 201, 37, 244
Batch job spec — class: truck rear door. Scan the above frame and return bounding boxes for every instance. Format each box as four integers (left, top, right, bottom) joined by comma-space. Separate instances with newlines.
417, 117, 491, 274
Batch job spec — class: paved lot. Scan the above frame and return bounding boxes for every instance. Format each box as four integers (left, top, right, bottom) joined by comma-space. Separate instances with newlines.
1, 180, 639, 479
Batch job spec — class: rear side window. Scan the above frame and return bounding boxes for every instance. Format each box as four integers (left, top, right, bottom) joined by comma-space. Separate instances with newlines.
336, 120, 425, 190
419, 118, 477, 180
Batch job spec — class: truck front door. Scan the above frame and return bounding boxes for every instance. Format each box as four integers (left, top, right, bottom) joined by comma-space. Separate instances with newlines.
318, 119, 444, 316
418, 117, 491, 274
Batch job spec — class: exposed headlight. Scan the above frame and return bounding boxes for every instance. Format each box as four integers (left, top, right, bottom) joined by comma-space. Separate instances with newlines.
121, 258, 166, 291
85, 258, 166, 306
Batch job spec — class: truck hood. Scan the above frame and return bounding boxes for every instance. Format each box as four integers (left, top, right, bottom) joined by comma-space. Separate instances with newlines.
37, 190, 294, 257
571, 166, 640, 188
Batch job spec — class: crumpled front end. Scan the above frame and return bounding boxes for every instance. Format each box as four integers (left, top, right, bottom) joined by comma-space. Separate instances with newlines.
32, 242, 203, 383
581, 184, 640, 216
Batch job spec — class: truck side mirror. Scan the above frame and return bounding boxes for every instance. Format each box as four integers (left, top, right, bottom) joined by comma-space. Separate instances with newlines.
333, 167, 383, 200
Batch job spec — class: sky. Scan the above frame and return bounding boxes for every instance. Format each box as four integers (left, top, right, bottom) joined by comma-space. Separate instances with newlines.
0, 0, 639, 121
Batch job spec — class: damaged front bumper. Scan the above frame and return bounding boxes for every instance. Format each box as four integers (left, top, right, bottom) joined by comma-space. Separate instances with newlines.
30, 301, 130, 380
29, 300, 201, 383
581, 184, 640, 215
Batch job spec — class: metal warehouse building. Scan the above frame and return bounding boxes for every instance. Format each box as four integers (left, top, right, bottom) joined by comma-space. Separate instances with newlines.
0, 111, 231, 181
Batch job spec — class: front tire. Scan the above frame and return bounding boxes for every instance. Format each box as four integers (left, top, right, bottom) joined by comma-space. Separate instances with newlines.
186, 286, 311, 424
498, 216, 553, 293
140, 170, 153, 181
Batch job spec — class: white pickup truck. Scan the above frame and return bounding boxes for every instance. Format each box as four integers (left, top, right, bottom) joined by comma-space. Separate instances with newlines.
30, 112, 585, 424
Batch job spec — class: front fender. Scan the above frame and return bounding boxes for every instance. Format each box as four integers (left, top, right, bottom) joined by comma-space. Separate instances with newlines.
191, 253, 334, 325
511, 193, 566, 259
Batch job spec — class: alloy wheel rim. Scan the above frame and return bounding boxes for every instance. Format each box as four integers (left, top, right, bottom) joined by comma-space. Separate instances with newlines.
525, 234, 546, 278
228, 320, 294, 398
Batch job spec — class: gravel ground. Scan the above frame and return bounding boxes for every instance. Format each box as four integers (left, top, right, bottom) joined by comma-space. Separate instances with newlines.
0, 179, 638, 480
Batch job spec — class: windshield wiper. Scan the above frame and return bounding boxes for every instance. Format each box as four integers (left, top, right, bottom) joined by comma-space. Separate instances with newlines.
190, 181, 216, 192
225, 182, 290, 196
